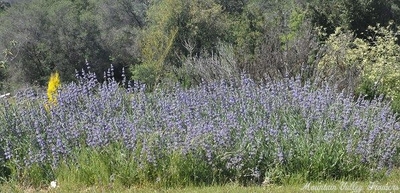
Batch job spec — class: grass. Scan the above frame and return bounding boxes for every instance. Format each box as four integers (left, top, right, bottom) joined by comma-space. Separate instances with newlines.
1, 169, 400, 193
1, 177, 400, 192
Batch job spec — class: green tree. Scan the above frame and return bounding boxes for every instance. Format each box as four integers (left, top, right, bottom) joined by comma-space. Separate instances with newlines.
0, 0, 51, 88
132, 0, 229, 89
308, 0, 400, 38
0, 0, 145, 90
96, 0, 149, 79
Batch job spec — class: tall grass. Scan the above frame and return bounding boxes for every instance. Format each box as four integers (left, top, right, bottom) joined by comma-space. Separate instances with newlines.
0, 69, 399, 188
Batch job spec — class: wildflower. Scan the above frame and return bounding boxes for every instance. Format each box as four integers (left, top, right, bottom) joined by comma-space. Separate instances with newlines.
47, 71, 60, 105
50, 180, 57, 188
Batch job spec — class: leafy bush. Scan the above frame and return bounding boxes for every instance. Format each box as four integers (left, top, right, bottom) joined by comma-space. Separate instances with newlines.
316, 27, 361, 94
353, 24, 400, 113
318, 24, 400, 113
0, 70, 399, 187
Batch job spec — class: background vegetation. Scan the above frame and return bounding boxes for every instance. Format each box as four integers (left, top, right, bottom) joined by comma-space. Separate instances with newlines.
1, 0, 400, 190
0, 0, 399, 102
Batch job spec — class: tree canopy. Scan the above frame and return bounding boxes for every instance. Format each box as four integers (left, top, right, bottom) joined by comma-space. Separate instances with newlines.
0, 0, 399, 97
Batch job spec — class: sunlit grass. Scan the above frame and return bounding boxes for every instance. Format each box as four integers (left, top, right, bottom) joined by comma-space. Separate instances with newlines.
2, 169, 400, 193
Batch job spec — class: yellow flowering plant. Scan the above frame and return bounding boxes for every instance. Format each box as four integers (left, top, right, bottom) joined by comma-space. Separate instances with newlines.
47, 71, 60, 106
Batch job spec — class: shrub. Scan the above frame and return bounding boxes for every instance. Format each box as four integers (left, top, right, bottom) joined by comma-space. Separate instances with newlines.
182, 43, 240, 85
353, 24, 400, 113
318, 24, 400, 113
315, 27, 361, 94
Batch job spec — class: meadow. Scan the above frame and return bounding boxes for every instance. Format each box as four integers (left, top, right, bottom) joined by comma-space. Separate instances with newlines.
0, 68, 399, 191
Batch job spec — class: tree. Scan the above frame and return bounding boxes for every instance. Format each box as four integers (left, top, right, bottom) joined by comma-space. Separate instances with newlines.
0, 0, 146, 91
0, 0, 51, 89
132, 0, 229, 89
96, 0, 149, 80
308, 0, 400, 39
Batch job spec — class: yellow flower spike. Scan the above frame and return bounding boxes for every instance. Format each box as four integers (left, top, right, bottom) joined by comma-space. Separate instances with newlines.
47, 71, 61, 106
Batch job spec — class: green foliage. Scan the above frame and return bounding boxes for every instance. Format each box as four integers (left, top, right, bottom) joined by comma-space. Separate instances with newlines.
95, 0, 148, 74
1, 0, 400, 93
54, 144, 214, 188
57, 148, 111, 186
132, 0, 229, 88
131, 62, 162, 91
215, 0, 247, 14
4, 2, 400, 190
316, 27, 361, 93
43, 0, 110, 82
0, 0, 145, 90
317, 24, 400, 113
0, 1, 48, 88
132, 26, 178, 90
260, 107, 372, 184
130, 0, 181, 89
229, 0, 265, 59
308, 0, 400, 38
352, 24, 400, 113
280, 9, 307, 44
228, 0, 320, 81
